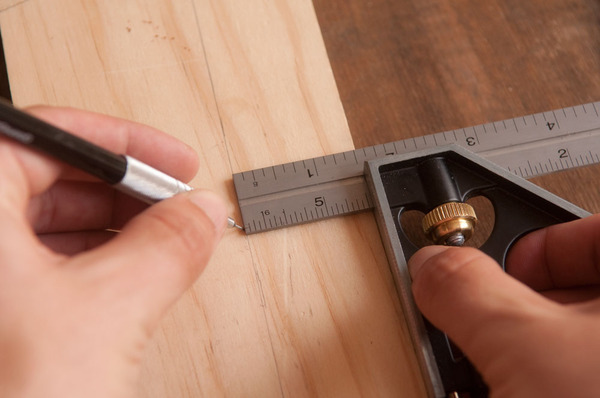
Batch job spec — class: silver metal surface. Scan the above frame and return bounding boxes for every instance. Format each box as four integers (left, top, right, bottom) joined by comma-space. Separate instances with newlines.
445, 234, 465, 246
234, 102, 600, 234
227, 217, 244, 229
117, 156, 242, 229
116, 155, 193, 204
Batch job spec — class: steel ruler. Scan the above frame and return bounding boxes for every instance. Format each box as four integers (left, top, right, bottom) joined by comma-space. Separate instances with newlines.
233, 102, 600, 234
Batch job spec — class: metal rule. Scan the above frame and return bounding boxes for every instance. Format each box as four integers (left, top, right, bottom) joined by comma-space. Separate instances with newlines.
233, 102, 600, 234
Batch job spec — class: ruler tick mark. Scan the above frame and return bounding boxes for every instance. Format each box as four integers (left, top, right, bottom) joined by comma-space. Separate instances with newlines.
552, 111, 562, 129
472, 127, 480, 145
235, 101, 600, 234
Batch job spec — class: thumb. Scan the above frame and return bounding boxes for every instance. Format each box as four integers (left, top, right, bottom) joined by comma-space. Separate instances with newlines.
408, 246, 552, 366
82, 189, 228, 326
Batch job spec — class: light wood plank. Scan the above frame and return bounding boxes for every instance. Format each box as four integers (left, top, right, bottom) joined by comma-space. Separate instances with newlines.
1, 1, 282, 396
194, 0, 425, 396
0, 0, 426, 396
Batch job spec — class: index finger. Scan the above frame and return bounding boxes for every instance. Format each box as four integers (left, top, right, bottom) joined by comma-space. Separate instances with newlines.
506, 214, 600, 291
0, 105, 200, 239
26, 106, 199, 182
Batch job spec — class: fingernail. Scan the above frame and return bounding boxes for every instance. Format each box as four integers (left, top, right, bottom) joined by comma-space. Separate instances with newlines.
408, 246, 449, 279
188, 190, 228, 232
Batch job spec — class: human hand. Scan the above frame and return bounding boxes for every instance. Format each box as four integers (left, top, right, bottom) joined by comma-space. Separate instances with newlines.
408, 214, 600, 397
0, 106, 227, 397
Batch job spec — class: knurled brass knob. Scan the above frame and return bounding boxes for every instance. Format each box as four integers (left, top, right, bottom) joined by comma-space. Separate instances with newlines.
422, 202, 478, 246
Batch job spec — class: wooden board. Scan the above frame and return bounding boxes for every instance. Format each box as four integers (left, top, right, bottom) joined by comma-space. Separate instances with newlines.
0, 0, 425, 396
2, 0, 599, 396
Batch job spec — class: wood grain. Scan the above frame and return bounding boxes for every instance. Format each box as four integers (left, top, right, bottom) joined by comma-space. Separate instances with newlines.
314, 0, 600, 213
0, 0, 425, 396
1, 0, 598, 396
